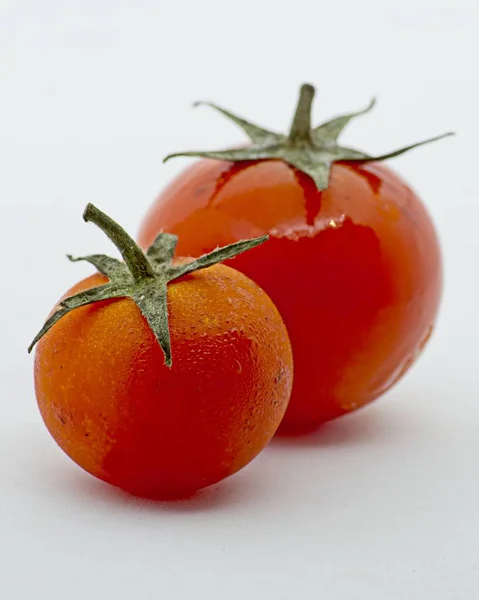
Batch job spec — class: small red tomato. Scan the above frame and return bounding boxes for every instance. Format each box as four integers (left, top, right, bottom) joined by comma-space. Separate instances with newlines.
139, 84, 452, 433
30, 205, 293, 497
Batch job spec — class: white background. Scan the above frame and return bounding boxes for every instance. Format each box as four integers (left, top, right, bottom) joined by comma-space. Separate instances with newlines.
0, 1, 477, 598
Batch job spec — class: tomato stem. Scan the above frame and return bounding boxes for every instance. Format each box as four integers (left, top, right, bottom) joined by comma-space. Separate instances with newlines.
83, 203, 155, 283
288, 83, 315, 144
164, 83, 454, 191
29, 204, 267, 367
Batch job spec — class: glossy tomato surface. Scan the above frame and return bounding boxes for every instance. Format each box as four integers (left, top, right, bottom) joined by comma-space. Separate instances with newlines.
139, 159, 442, 432
34, 265, 293, 497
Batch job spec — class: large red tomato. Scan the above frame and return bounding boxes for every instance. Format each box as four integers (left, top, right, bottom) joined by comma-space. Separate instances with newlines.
138, 84, 451, 433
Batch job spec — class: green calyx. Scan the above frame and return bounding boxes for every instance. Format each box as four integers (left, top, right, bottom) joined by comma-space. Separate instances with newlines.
164, 83, 454, 191
28, 204, 267, 367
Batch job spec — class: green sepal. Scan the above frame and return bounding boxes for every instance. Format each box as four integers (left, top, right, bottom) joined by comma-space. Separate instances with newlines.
28, 204, 267, 367
67, 254, 128, 279
164, 83, 454, 191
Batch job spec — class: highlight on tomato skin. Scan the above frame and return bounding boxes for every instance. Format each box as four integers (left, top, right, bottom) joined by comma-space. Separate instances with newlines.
138, 84, 449, 433
31, 205, 293, 498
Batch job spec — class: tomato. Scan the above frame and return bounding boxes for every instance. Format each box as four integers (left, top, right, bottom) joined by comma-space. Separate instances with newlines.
31, 205, 293, 497
138, 84, 449, 432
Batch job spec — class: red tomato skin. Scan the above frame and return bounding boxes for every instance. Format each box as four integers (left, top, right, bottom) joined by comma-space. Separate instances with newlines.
138, 159, 442, 432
